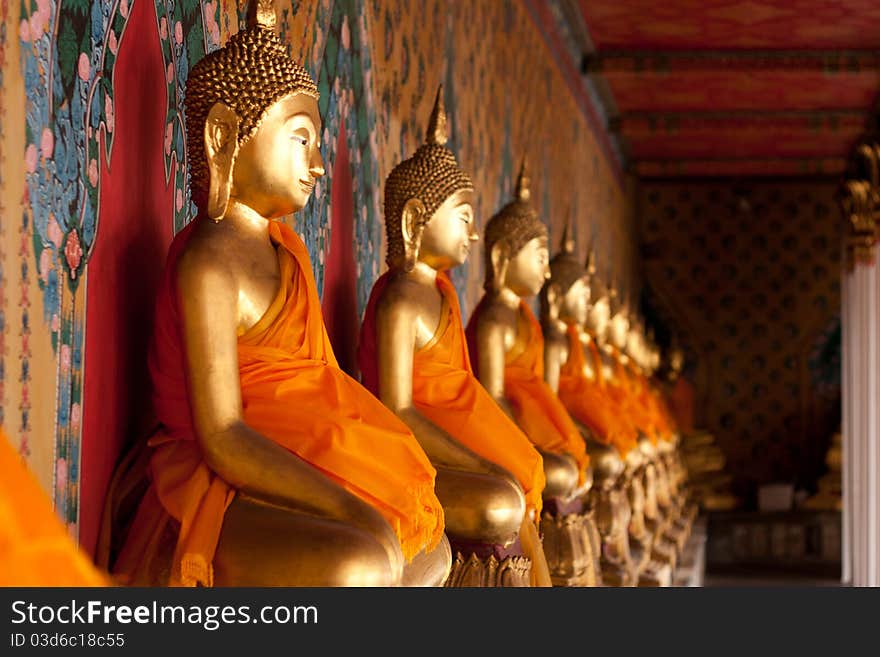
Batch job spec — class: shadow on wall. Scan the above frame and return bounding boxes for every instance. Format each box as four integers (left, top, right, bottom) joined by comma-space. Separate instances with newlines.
81, 0, 175, 556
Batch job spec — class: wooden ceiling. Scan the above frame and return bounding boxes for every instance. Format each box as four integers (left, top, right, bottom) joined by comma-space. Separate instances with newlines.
576, 0, 880, 178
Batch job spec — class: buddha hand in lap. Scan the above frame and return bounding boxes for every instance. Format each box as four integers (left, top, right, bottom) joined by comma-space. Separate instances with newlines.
110, 1, 448, 587
464, 161, 596, 586
358, 89, 549, 587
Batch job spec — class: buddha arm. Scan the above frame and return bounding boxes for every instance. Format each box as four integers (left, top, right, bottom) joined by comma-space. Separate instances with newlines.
543, 333, 566, 395
474, 310, 516, 419
375, 293, 519, 487
177, 252, 403, 574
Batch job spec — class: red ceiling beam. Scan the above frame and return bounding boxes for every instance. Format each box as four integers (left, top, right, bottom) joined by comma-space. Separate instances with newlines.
583, 50, 880, 74
610, 109, 868, 134
634, 157, 847, 178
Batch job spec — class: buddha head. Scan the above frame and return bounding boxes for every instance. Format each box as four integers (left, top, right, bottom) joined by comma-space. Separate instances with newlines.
608, 288, 630, 351
483, 159, 549, 297
584, 253, 611, 341
541, 218, 588, 326
667, 343, 685, 381
185, 0, 324, 222
384, 86, 476, 273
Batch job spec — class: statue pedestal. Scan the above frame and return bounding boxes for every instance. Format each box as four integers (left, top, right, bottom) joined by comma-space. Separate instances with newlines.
541, 503, 600, 587
445, 538, 532, 587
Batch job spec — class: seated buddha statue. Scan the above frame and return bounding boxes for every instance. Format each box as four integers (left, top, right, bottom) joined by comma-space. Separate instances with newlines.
357, 89, 549, 587
464, 161, 596, 586
108, 1, 450, 587
539, 238, 637, 585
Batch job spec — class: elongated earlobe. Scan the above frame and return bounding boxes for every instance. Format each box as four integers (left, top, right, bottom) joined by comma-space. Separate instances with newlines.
401, 198, 427, 272
204, 103, 241, 222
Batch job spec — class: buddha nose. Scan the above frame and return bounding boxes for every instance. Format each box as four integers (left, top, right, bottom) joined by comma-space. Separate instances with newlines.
468, 224, 479, 242
309, 148, 325, 179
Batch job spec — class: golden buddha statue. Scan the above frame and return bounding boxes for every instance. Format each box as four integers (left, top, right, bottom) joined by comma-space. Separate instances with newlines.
464, 161, 597, 586
357, 89, 549, 587
106, 0, 450, 587
538, 235, 639, 585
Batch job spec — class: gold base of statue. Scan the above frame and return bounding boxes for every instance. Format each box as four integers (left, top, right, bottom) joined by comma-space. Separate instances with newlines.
541, 511, 599, 587
444, 551, 532, 587
637, 561, 672, 587
599, 557, 637, 587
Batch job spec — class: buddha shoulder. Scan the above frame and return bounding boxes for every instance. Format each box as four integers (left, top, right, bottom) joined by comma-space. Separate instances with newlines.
375, 272, 439, 318
175, 223, 241, 301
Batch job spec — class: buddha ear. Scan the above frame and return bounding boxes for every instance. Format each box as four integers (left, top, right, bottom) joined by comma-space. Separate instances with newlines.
546, 283, 562, 320
401, 197, 427, 272
204, 102, 241, 222
490, 241, 510, 290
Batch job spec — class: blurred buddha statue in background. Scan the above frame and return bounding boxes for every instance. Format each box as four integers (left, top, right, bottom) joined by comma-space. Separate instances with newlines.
465, 162, 597, 586
539, 232, 638, 585
358, 88, 549, 587
106, 0, 449, 587
663, 342, 741, 513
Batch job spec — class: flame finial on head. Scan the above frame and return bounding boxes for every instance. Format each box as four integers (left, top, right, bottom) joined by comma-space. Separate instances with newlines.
515, 157, 530, 202
560, 212, 575, 255
426, 85, 449, 146
247, 0, 277, 29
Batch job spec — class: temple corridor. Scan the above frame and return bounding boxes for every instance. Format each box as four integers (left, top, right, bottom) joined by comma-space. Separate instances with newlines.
1, 0, 878, 589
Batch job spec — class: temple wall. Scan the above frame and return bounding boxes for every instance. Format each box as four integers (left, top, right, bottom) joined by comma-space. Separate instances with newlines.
0, 0, 634, 552
638, 181, 841, 505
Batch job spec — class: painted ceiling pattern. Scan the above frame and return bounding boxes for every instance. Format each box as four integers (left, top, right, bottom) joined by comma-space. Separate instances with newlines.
578, 0, 880, 178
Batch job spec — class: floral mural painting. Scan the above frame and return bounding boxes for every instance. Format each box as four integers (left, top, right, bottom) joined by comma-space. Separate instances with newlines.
17, 0, 213, 530
0, 0, 8, 431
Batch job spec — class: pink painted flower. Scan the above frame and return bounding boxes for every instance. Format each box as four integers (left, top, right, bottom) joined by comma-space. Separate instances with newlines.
19, 18, 30, 43
36, 0, 51, 22
51, 313, 60, 333
341, 16, 350, 49
70, 403, 82, 431
175, 21, 183, 45
159, 16, 168, 40
165, 123, 173, 156
78, 53, 90, 81
166, 62, 174, 84
56, 458, 68, 492
39, 249, 51, 283
29, 12, 44, 40
108, 30, 118, 56
64, 230, 83, 279
41, 127, 54, 159
105, 94, 115, 133
60, 344, 71, 373
48, 216, 63, 248
120, 0, 129, 19
25, 144, 38, 173
176, 189, 184, 212
88, 159, 99, 187
204, 3, 220, 46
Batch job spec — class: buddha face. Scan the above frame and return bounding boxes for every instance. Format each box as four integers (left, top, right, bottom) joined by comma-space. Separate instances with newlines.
587, 295, 610, 339
609, 312, 630, 350
505, 236, 550, 297
418, 189, 477, 270
559, 277, 589, 325
229, 92, 325, 218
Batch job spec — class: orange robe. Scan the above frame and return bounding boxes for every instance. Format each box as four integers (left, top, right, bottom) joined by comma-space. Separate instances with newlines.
465, 300, 589, 486
359, 271, 545, 517
114, 218, 443, 586
0, 432, 109, 586
557, 324, 639, 455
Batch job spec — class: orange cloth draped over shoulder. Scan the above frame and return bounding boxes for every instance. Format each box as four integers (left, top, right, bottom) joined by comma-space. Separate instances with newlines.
465, 300, 589, 486
114, 218, 443, 587
358, 271, 545, 517
0, 432, 110, 586
557, 323, 639, 455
